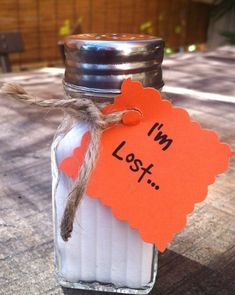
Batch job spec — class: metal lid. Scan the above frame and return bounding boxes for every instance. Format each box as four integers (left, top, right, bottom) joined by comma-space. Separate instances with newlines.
64, 33, 164, 93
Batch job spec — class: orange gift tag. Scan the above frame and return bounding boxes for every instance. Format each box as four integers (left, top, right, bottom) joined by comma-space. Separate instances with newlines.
60, 131, 90, 179
60, 79, 233, 252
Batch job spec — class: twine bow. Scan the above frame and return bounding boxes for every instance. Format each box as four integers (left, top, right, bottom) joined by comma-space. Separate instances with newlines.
1, 83, 132, 241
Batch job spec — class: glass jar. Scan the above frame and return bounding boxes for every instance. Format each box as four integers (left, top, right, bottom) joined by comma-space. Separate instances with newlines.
51, 33, 164, 294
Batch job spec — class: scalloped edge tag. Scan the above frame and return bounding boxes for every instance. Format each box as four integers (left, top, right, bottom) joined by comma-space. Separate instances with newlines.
60, 79, 234, 251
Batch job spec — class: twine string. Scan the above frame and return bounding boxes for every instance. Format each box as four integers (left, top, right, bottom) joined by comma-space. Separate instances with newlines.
1, 82, 130, 241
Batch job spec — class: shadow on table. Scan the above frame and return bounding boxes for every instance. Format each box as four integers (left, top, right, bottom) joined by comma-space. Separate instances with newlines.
61, 249, 235, 295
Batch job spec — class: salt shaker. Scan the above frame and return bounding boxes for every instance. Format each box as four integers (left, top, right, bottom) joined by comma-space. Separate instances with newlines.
51, 33, 164, 294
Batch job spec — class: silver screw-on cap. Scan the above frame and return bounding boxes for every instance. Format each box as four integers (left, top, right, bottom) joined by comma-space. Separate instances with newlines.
64, 33, 164, 93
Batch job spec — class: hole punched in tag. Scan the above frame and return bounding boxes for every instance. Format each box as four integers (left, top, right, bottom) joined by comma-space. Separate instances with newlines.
122, 109, 143, 126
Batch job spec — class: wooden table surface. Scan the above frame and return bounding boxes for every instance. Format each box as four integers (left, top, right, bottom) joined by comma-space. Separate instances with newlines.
0, 47, 235, 295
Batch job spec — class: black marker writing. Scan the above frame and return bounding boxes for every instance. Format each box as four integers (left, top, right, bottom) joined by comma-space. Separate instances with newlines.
112, 141, 155, 185
112, 140, 126, 160
138, 163, 153, 183
148, 122, 173, 151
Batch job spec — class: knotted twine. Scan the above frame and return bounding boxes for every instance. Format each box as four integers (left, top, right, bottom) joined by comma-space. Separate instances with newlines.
1, 82, 133, 242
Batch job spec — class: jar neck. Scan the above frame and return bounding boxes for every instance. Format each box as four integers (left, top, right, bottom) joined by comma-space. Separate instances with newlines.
64, 80, 163, 104
63, 81, 116, 104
